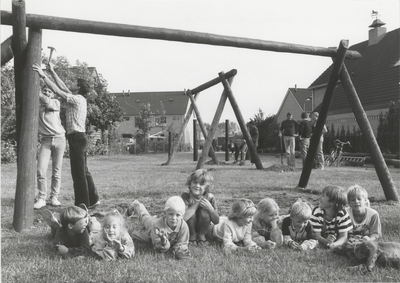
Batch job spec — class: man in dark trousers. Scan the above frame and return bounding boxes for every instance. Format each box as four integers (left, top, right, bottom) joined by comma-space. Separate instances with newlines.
248, 121, 259, 165
279, 112, 299, 167
298, 112, 313, 167
32, 63, 100, 209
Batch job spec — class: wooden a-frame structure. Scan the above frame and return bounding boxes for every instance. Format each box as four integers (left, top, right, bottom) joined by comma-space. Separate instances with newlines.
1, 1, 397, 232
162, 69, 263, 170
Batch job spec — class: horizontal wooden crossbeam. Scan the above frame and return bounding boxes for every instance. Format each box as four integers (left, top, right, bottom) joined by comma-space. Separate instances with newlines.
1, 11, 362, 59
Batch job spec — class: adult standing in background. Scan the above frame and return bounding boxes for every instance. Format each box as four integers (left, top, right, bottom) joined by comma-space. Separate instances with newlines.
32, 63, 100, 209
248, 121, 259, 165
310, 111, 328, 170
34, 86, 66, 209
279, 112, 299, 167
298, 112, 313, 167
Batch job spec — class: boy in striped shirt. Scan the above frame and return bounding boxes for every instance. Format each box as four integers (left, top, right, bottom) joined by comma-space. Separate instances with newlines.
310, 185, 353, 249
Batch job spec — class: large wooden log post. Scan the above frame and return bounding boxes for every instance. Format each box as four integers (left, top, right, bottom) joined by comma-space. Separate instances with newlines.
340, 65, 398, 201
12, 0, 27, 157
163, 69, 237, 165
1, 35, 14, 66
187, 90, 218, 164
196, 76, 235, 170
225, 119, 229, 161
13, 27, 42, 232
298, 40, 349, 189
1, 11, 361, 60
219, 71, 263, 169
193, 119, 198, 161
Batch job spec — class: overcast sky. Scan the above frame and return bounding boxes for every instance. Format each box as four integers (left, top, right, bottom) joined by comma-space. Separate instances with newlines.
1, 0, 398, 123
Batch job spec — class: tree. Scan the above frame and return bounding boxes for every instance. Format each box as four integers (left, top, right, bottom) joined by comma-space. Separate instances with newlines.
1, 55, 124, 160
135, 103, 153, 153
377, 101, 400, 154
249, 109, 279, 152
216, 121, 240, 136
1, 64, 16, 142
42, 57, 124, 145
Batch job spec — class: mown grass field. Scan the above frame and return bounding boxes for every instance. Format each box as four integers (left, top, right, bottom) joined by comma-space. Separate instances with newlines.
1, 152, 400, 282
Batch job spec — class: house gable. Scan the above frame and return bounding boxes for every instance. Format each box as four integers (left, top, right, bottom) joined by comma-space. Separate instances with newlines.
276, 88, 313, 122
309, 28, 400, 115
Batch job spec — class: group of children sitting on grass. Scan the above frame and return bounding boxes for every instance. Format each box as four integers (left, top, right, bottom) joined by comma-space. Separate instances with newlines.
39, 169, 381, 261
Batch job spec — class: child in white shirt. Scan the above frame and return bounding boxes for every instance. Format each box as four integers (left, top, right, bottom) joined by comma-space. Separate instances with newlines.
346, 185, 381, 242
207, 198, 261, 253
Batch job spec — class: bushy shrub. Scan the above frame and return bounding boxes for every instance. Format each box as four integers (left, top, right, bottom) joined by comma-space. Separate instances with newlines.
87, 142, 108, 156
1, 140, 17, 164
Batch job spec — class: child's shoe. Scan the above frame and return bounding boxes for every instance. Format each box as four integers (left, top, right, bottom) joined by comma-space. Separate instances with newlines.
88, 200, 100, 209
126, 200, 140, 217
49, 196, 61, 207
39, 209, 61, 230
34, 198, 47, 209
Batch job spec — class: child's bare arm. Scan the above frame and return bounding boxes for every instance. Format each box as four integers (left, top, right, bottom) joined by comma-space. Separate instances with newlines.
314, 231, 329, 247
329, 231, 348, 248
200, 199, 219, 224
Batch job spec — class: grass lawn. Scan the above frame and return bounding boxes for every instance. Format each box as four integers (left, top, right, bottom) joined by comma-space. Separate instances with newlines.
2, 152, 400, 282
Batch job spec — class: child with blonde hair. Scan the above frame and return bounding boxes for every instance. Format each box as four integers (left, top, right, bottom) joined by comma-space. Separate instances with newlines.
252, 198, 283, 249
207, 198, 261, 253
282, 201, 318, 251
127, 196, 190, 260
346, 185, 381, 242
181, 169, 219, 246
91, 210, 135, 261
310, 185, 353, 248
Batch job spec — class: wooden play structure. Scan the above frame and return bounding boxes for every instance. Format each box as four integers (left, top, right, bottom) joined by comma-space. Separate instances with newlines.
162, 69, 263, 170
2, 1, 398, 232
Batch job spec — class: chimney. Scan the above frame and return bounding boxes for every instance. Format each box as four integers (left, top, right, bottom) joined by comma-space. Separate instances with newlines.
368, 13, 386, 46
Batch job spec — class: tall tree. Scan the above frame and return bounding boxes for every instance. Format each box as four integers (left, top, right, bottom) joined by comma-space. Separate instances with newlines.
135, 103, 153, 153
1, 64, 16, 142
249, 109, 279, 151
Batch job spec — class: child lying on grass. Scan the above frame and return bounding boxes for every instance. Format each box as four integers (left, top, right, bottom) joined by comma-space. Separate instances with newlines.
206, 198, 262, 253
40, 204, 100, 257
282, 201, 318, 251
91, 210, 135, 261
126, 196, 190, 260
251, 197, 283, 249
310, 185, 353, 249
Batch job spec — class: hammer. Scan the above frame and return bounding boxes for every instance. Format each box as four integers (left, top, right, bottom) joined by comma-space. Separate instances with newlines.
48, 46, 56, 63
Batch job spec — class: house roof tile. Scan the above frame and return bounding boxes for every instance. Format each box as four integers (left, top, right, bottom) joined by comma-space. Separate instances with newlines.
112, 91, 189, 116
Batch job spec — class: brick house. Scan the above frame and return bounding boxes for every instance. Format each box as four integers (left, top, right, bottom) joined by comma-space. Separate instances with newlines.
112, 91, 192, 145
277, 19, 399, 137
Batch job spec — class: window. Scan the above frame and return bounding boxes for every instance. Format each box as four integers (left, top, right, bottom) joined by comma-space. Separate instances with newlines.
172, 115, 180, 121
155, 116, 167, 126
123, 116, 130, 121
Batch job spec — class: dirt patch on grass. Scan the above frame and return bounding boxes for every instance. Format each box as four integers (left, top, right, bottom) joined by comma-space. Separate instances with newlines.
264, 164, 295, 172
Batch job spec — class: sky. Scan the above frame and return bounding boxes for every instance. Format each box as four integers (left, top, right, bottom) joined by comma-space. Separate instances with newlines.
1, 0, 399, 124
